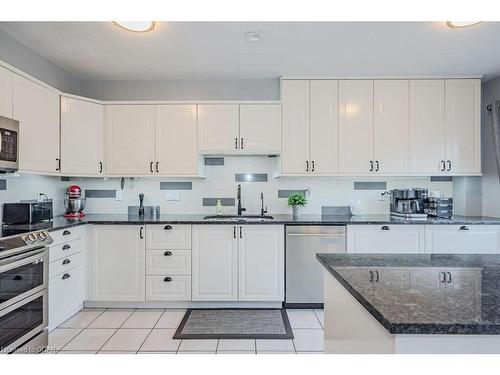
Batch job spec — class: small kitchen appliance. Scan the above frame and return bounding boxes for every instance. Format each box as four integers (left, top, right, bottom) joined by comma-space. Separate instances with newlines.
0, 116, 19, 173
424, 197, 453, 218
63, 185, 86, 218
2, 200, 53, 225
390, 188, 428, 219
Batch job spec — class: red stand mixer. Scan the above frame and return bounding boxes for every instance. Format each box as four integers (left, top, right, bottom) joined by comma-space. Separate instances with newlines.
63, 185, 86, 218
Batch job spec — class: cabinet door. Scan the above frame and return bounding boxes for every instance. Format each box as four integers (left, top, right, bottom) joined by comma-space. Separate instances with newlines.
445, 79, 481, 174
238, 225, 284, 301
13, 75, 59, 173
445, 268, 481, 323
239, 104, 281, 153
49, 266, 84, 330
60, 97, 104, 175
281, 80, 310, 174
373, 268, 411, 321
197, 104, 239, 153
347, 225, 425, 253
338, 80, 374, 174
409, 80, 445, 174
425, 225, 500, 254
192, 225, 238, 301
155, 105, 198, 176
374, 80, 410, 174
105, 105, 155, 175
0, 66, 13, 118
310, 80, 339, 174
91, 225, 145, 301
409, 268, 447, 322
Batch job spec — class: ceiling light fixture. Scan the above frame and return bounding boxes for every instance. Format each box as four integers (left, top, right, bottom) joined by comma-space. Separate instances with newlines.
446, 21, 481, 29
113, 21, 155, 33
244, 31, 262, 43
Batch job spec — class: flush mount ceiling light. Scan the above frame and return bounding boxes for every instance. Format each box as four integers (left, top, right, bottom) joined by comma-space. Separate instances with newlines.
113, 21, 155, 33
244, 31, 262, 42
446, 21, 481, 29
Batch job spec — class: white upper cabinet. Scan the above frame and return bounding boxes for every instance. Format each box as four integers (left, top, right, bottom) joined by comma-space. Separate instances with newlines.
60, 96, 104, 175
373, 80, 410, 174
409, 80, 446, 174
238, 225, 284, 301
239, 104, 281, 153
0, 66, 13, 118
192, 225, 238, 301
310, 80, 339, 174
281, 80, 310, 174
197, 104, 239, 153
13, 74, 60, 173
339, 80, 374, 174
105, 105, 155, 175
444, 79, 481, 174
155, 105, 198, 176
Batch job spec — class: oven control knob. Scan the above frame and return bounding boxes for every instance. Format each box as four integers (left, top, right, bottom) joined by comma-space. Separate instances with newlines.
37, 232, 48, 241
27, 233, 37, 243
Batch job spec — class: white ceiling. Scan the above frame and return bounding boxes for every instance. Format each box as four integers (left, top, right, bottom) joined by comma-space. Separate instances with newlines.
1, 21, 500, 81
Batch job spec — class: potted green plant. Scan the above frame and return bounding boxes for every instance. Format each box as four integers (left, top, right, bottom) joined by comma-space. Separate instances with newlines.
288, 193, 307, 219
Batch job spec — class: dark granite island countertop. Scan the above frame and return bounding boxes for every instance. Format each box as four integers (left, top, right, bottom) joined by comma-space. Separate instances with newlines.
317, 253, 500, 335
39, 214, 500, 233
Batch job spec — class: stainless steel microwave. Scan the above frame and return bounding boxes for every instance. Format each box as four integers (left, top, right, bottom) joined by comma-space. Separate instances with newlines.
0, 116, 19, 173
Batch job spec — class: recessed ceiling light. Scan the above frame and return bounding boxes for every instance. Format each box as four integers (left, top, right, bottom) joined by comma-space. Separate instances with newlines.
244, 31, 262, 43
113, 21, 155, 33
446, 21, 481, 29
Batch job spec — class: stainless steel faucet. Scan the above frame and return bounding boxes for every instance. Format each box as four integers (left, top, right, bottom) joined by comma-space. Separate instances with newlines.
260, 192, 268, 216
138, 193, 145, 217
237, 184, 246, 216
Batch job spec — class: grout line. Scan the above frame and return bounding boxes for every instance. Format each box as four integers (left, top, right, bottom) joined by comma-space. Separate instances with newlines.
94, 308, 136, 352
136, 328, 154, 353
312, 309, 324, 329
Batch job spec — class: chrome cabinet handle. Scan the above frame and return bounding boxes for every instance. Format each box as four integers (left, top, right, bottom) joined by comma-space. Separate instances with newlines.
62, 230, 71, 236
440, 271, 446, 283
164, 225, 173, 230
440, 160, 446, 171
381, 225, 390, 231
311, 161, 315, 172
139, 227, 144, 239
375, 161, 380, 172
447, 160, 452, 171
235, 138, 238, 149
369, 160, 374, 172
164, 277, 172, 282
306, 161, 309, 172
62, 259, 71, 265
62, 244, 71, 250
446, 271, 452, 283
369, 270, 374, 282
62, 273, 71, 280
164, 251, 172, 256
459, 226, 469, 231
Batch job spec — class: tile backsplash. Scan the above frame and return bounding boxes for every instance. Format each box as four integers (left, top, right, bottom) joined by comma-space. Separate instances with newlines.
0, 156, 454, 218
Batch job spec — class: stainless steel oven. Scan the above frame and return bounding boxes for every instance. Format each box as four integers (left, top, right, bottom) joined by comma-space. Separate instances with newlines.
0, 116, 19, 173
0, 239, 50, 354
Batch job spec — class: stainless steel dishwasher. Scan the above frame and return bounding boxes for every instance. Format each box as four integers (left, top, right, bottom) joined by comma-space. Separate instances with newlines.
285, 225, 346, 308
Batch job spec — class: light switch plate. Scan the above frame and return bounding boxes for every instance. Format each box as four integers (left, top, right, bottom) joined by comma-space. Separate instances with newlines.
166, 191, 180, 201
115, 190, 123, 201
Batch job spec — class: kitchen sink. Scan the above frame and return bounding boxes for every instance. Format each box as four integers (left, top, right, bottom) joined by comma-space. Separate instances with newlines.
203, 215, 274, 222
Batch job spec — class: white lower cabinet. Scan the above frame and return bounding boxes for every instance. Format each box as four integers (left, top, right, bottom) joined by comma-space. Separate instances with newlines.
192, 225, 238, 301
347, 225, 425, 253
238, 225, 284, 301
91, 225, 145, 301
425, 225, 500, 254
192, 225, 284, 302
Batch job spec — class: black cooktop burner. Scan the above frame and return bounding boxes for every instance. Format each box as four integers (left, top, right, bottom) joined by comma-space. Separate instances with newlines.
0, 221, 54, 238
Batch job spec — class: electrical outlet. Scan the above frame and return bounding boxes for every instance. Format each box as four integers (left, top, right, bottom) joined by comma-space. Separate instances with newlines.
115, 190, 123, 201
166, 191, 180, 201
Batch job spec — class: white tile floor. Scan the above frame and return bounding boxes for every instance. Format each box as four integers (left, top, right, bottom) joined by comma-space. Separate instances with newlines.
48, 308, 325, 354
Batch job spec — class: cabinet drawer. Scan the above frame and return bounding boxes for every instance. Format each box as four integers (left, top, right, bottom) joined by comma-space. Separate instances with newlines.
49, 251, 84, 279
347, 225, 425, 253
49, 265, 84, 329
49, 238, 83, 262
146, 275, 191, 301
425, 225, 500, 254
146, 224, 191, 249
146, 250, 191, 275
49, 225, 85, 246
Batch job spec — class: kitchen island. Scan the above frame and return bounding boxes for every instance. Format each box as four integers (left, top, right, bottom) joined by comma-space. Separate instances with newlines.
316, 253, 500, 353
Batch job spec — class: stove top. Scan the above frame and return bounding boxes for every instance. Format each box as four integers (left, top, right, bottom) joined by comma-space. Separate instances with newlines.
0, 222, 54, 259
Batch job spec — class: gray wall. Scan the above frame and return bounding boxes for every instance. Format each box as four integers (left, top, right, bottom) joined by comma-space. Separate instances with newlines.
78, 78, 280, 101
0, 29, 79, 93
482, 75, 500, 217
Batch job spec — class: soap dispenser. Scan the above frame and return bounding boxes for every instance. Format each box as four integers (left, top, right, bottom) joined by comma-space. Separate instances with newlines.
216, 199, 224, 215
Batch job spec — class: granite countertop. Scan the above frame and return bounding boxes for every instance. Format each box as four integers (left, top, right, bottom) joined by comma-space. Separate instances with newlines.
317, 253, 500, 335
40, 213, 500, 233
